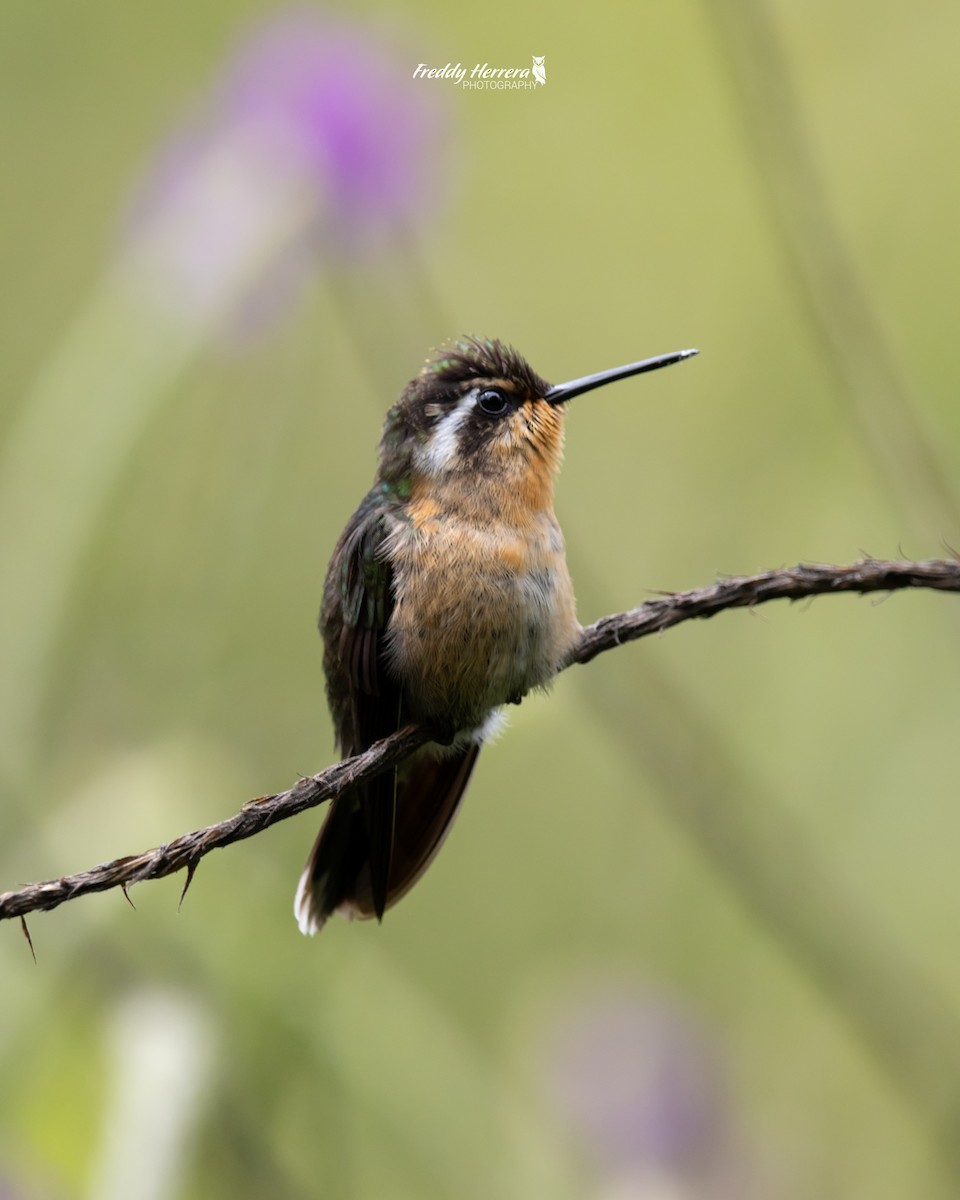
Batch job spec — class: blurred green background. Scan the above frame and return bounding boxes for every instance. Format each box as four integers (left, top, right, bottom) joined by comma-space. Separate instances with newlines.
3, 1, 960, 1197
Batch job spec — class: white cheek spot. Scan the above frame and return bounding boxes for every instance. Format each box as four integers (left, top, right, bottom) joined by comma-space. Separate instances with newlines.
417, 390, 477, 476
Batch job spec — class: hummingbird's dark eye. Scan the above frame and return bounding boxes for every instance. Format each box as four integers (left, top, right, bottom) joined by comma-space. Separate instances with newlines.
476, 387, 509, 416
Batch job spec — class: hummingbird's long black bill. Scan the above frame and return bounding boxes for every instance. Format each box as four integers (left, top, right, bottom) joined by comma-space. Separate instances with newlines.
545, 348, 698, 405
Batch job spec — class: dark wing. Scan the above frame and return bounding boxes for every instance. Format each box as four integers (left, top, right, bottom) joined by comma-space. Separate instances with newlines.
294, 491, 483, 935
296, 492, 400, 930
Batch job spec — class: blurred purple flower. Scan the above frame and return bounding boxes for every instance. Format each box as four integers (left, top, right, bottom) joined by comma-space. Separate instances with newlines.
224, 13, 438, 240
542, 986, 729, 1181
123, 9, 447, 334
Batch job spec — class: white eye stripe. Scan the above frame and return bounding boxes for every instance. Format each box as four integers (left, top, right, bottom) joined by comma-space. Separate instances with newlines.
418, 390, 479, 475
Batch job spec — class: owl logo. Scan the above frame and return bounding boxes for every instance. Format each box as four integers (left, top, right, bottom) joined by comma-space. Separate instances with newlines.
532, 55, 546, 86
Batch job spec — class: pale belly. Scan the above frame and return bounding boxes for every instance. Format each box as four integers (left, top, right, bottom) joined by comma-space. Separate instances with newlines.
384, 511, 579, 731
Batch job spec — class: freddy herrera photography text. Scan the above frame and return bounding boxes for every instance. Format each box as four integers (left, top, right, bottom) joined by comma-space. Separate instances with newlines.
413, 56, 546, 89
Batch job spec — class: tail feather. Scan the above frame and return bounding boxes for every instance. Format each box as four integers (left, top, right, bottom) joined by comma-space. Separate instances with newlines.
357, 759, 398, 922
294, 744, 480, 935
294, 790, 367, 935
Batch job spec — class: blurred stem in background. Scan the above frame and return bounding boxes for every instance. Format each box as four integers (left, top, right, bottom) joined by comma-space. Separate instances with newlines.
0, 11, 446, 784
702, 0, 960, 548
0, 263, 207, 786
88, 989, 214, 1200
655, 13, 960, 1169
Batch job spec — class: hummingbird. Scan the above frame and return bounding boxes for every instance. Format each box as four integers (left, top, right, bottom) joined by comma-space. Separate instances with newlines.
294, 337, 697, 935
